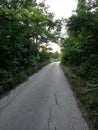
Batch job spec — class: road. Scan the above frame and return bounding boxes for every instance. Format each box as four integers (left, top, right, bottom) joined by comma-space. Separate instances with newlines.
0, 62, 89, 130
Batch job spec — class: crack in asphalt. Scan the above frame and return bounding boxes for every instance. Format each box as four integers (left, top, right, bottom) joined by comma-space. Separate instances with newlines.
0, 82, 30, 112
55, 93, 58, 106
0, 63, 89, 130
48, 93, 59, 130
48, 108, 53, 130
55, 126, 57, 130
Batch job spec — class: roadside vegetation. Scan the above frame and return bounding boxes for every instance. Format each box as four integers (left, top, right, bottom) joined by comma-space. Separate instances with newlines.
50, 51, 60, 62
61, 0, 98, 129
0, 0, 61, 96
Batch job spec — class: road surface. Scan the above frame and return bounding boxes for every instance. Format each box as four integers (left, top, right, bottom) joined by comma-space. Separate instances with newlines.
0, 62, 89, 130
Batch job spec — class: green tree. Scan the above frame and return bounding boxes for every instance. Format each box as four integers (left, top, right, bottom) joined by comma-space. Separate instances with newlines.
0, 0, 60, 94
61, 0, 98, 128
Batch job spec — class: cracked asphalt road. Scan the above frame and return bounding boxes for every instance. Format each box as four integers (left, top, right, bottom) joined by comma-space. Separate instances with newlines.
0, 62, 89, 130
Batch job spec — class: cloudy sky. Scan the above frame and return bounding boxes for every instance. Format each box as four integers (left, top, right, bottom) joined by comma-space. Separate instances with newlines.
45, 0, 77, 19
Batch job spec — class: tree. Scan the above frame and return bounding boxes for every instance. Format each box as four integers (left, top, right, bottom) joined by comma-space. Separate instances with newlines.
61, 0, 98, 128
0, 0, 61, 94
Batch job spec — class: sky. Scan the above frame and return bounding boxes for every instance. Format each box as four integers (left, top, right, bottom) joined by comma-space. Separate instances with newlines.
38, 0, 78, 52
45, 0, 77, 19
48, 42, 61, 53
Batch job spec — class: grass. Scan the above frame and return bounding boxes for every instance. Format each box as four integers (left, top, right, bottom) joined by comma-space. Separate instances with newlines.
50, 58, 60, 62
61, 64, 98, 130
0, 61, 49, 97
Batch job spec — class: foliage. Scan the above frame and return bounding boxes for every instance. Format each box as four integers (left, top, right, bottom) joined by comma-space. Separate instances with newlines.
50, 51, 60, 62
61, 0, 98, 129
0, 0, 60, 95
51, 51, 60, 59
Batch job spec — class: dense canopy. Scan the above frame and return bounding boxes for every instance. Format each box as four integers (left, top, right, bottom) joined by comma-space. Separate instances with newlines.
61, 0, 98, 129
